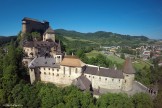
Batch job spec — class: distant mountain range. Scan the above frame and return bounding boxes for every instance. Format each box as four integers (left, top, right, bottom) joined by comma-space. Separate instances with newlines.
55, 29, 153, 46
0, 36, 17, 46
0, 29, 156, 46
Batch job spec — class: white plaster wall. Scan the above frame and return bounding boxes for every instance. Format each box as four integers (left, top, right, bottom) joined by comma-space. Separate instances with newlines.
38, 66, 82, 85
29, 69, 36, 84
24, 47, 34, 58
122, 73, 135, 91
44, 34, 55, 42
55, 55, 62, 63
84, 73, 123, 90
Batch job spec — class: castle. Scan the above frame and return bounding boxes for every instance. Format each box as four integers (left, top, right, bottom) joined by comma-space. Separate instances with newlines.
22, 17, 137, 96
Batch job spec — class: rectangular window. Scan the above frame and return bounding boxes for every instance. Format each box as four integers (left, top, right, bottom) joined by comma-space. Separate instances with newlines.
44, 72, 46, 75
63, 67, 65, 75
75, 68, 77, 73
49, 68, 50, 70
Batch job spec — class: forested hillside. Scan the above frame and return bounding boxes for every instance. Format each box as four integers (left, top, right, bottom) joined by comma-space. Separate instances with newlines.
0, 36, 17, 46
55, 29, 151, 46
0, 31, 161, 108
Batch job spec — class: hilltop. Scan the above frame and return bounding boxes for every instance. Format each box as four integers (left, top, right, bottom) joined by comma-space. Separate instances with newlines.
55, 29, 152, 46
0, 36, 17, 46
0, 29, 153, 47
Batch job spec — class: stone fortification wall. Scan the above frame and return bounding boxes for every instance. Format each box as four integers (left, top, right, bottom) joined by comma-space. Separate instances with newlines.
22, 18, 49, 34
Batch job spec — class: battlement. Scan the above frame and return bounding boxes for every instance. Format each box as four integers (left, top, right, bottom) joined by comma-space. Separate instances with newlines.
22, 17, 49, 35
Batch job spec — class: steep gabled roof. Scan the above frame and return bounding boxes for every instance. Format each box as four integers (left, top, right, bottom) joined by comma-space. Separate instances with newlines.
84, 66, 124, 79
123, 58, 135, 74
45, 27, 55, 34
73, 75, 91, 91
28, 57, 59, 68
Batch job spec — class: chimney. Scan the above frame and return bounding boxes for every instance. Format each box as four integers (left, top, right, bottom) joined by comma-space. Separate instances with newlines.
98, 66, 100, 71
114, 64, 117, 70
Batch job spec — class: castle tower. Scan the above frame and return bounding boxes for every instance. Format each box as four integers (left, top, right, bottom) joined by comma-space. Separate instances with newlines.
21, 17, 49, 36
122, 58, 135, 91
54, 40, 62, 63
43, 27, 55, 42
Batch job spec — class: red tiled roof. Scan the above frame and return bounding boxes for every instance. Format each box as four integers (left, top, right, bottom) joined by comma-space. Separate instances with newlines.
60, 55, 85, 67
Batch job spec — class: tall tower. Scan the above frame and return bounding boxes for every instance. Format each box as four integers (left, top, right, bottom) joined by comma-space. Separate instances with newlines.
122, 58, 135, 91
43, 27, 55, 42
55, 40, 62, 63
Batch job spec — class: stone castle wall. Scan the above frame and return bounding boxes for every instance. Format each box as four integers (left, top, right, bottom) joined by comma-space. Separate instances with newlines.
84, 73, 123, 90
122, 73, 135, 91
43, 33, 55, 42
22, 20, 49, 34
29, 66, 82, 85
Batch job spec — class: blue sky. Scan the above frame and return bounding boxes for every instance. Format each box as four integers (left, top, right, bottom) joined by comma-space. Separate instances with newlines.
0, 0, 162, 39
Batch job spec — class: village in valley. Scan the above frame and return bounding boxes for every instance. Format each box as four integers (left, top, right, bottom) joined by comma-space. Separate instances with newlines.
1, 0, 162, 107
0, 17, 162, 107
21, 17, 161, 97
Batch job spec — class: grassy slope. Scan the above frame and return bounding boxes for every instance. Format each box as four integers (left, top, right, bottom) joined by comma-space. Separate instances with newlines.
107, 55, 125, 64
85, 50, 101, 58
86, 50, 150, 70
64, 36, 99, 44
133, 60, 150, 70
